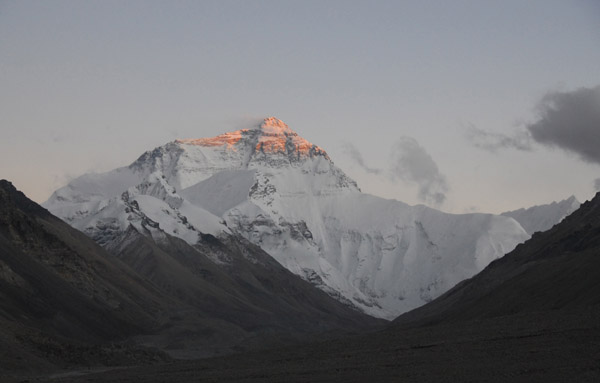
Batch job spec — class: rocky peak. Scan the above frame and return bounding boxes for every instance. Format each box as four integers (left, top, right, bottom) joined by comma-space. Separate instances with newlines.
565, 195, 580, 209
0, 179, 51, 218
175, 117, 330, 161
257, 117, 292, 135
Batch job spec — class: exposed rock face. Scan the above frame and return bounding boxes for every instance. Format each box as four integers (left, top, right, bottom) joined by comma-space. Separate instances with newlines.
45, 118, 529, 319
177, 117, 329, 161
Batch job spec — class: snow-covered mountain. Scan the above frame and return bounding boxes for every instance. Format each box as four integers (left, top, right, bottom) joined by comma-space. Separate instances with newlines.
45, 117, 528, 319
501, 196, 580, 235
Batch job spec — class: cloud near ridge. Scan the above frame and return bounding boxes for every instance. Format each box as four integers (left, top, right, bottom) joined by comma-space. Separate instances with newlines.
341, 138, 449, 207
341, 142, 382, 175
389, 137, 449, 207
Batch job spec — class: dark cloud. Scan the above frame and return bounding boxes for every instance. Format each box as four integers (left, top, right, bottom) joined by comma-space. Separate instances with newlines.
527, 85, 600, 164
466, 124, 532, 152
466, 85, 600, 165
390, 137, 449, 207
594, 178, 600, 192
341, 142, 382, 174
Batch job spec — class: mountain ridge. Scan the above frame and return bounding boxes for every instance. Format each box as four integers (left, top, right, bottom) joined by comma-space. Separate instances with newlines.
44, 118, 529, 319
501, 195, 580, 235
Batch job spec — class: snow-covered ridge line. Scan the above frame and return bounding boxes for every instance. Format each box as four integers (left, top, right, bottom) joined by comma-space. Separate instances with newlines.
501, 195, 580, 235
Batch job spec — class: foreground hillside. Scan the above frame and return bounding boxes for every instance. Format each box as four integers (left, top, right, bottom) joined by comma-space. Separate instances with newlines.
0, 180, 170, 373
42, 308, 600, 383
43, 192, 600, 382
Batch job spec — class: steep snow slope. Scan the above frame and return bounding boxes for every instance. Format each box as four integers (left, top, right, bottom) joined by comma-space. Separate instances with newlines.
221, 190, 526, 317
47, 166, 227, 250
45, 117, 529, 319
501, 196, 580, 235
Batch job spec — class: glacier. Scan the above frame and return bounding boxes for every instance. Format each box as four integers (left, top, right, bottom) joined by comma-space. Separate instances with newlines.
44, 117, 529, 319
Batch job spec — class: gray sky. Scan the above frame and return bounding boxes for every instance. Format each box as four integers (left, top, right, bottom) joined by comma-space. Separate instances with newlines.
1, 0, 599, 213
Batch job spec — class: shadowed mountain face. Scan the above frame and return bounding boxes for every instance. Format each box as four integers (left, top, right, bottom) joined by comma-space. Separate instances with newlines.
0, 180, 170, 339
0, 180, 172, 372
109, 226, 383, 358
0, 180, 380, 375
47, 192, 600, 382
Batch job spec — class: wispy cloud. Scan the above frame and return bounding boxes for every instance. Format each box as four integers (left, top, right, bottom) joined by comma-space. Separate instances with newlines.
463, 205, 480, 213
341, 142, 382, 174
342, 138, 449, 207
466, 124, 532, 152
228, 115, 269, 131
390, 137, 449, 207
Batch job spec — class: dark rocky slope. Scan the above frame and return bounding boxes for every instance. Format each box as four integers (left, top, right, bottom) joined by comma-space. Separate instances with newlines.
110, 227, 383, 358
0, 180, 172, 373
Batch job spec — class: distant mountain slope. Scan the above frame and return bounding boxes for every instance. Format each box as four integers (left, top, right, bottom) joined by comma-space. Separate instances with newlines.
394, 192, 600, 327
501, 195, 580, 235
45, 117, 528, 319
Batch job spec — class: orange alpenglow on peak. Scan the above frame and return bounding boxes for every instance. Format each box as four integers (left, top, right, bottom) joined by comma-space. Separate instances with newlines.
176, 117, 328, 159
175, 130, 244, 148
258, 117, 292, 134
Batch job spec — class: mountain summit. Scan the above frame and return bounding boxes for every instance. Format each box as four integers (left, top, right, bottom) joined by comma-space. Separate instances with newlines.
124, 117, 349, 195
175, 117, 329, 169
178, 116, 317, 151
45, 119, 528, 319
